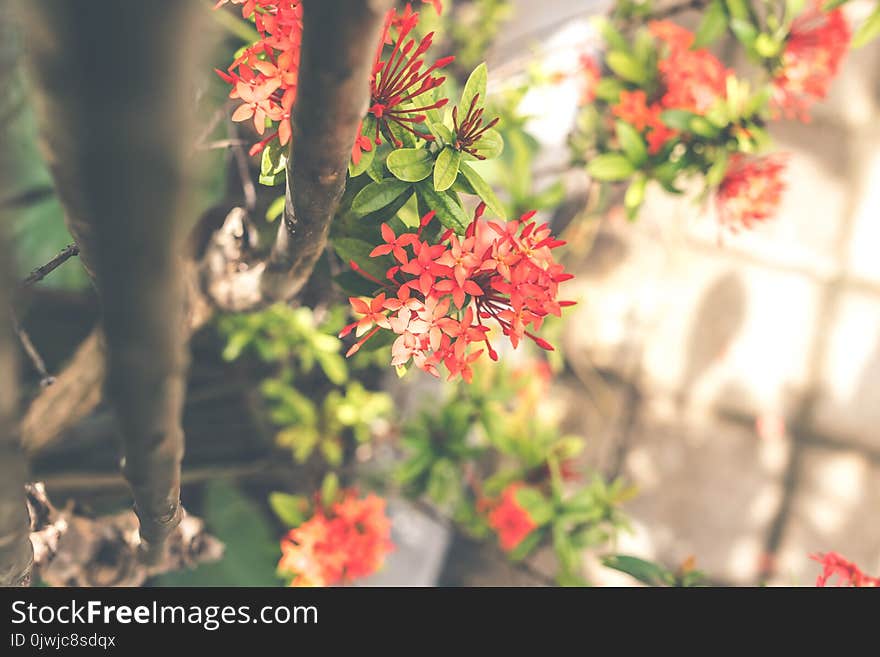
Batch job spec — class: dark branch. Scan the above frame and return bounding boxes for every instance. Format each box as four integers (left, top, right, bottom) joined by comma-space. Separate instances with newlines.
17, 0, 209, 561
202, 0, 395, 311
20, 243, 79, 288
27, 483, 223, 587
0, 4, 35, 588
18, 0, 394, 459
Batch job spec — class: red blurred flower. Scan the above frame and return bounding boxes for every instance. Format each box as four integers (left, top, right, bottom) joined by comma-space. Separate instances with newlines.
652, 20, 728, 115
612, 90, 673, 155
812, 552, 880, 587
715, 154, 787, 230
610, 23, 729, 155
340, 206, 574, 382
577, 54, 601, 106
487, 483, 538, 551
278, 491, 393, 587
773, 2, 851, 122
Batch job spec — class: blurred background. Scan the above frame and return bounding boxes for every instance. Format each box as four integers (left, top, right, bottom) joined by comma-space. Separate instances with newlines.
3, 0, 879, 586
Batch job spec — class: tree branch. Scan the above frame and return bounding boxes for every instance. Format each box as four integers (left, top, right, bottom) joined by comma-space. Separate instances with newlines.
0, 251, 34, 585
17, 0, 393, 464
27, 483, 223, 587
0, 4, 35, 588
20, 243, 79, 288
202, 0, 395, 311
17, 0, 208, 560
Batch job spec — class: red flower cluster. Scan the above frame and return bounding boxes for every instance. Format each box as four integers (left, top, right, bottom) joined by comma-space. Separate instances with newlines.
812, 552, 880, 587
277, 491, 393, 587
340, 206, 573, 382
772, 2, 851, 121
651, 21, 729, 115
364, 5, 453, 150
216, 0, 303, 155
715, 154, 787, 230
487, 483, 538, 551
612, 21, 729, 154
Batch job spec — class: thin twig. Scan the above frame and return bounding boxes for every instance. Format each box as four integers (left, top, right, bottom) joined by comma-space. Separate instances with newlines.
10, 310, 54, 387
20, 243, 80, 288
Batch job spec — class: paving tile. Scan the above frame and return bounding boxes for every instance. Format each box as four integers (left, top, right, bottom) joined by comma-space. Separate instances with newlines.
813, 289, 880, 450
772, 445, 880, 585
563, 221, 821, 418
618, 416, 790, 585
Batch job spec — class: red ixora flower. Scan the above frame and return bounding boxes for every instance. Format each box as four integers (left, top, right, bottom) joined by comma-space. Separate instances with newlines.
487, 483, 538, 551
366, 5, 453, 148
715, 154, 787, 231
649, 20, 729, 115
277, 490, 393, 587
215, 0, 303, 155
339, 205, 574, 383
773, 1, 851, 122
812, 552, 880, 587
611, 22, 730, 155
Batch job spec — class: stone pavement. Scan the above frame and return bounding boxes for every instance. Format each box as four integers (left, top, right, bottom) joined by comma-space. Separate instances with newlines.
476, 0, 880, 586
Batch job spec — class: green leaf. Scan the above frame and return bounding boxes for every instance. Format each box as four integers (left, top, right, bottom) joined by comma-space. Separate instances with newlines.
265, 195, 285, 222
602, 555, 674, 587
348, 142, 375, 178
460, 62, 488, 117
615, 121, 647, 166
606, 50, 647, 84
321, 472, 340, 507
351, 179, 411, 216
433, 147, 461, 192
316, 351, 347, 386
333, 271, 380, 297
514, 487, 555, 526
729, 18, 758, 48
724, 0, 751, 20
268, 492, 308, 527
386, 147, 434, 182
332, 237, 388, 279
458, 162, 507, 220
553, 521, 580, 574
473, 128, 504, 160
416, 182, 470, 233
591, 17, 628, 52
660, 109, 699, 131
320, 439, 343, 466
259, 139, 287, 186
507, 528, 544, 562
689, 115, 720, 138
586, 153, 635, 181
853, 5, 880, 48
594, 77, 623, 103
706, 149, 729, 187
430, 121, 455, 145
624, 174, 646, 220
693, 0, 729, 48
